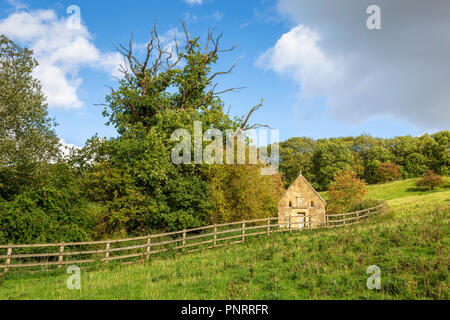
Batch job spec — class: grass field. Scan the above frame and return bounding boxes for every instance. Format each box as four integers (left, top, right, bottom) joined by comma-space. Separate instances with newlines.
0, 178, 448, 300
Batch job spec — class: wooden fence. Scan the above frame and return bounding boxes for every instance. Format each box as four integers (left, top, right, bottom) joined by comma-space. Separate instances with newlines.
0, 204, 384, 273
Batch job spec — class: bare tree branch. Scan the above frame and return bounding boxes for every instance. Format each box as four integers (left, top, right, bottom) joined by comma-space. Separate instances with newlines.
240, 98, 264, 130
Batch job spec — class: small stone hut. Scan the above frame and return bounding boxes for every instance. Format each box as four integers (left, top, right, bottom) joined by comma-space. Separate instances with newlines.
278, 173, 326, 229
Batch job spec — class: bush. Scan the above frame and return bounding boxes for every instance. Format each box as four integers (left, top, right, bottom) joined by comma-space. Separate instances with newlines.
0, 163, 96, 244
415, 170, 445, 190
0, 186, 94, 244
327, 170, 368, 214
377, 162, 401, 183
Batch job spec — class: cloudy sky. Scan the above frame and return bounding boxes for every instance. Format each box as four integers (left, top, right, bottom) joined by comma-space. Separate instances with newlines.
1, 0, 448, 146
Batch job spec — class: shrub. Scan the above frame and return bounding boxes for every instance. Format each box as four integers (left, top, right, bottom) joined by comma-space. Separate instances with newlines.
0, 163, 96, 244
327, 170, 367, 214
415, 170, 445, 190
0, 186, 94, 244
377, 162, 401, 183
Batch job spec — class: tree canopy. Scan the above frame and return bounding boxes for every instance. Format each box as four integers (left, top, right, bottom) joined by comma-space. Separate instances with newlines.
0, 35, 59, 199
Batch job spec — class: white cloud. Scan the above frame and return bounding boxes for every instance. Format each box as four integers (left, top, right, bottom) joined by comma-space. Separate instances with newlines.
59, 139, 81, 159
184, 0, 203, 5
0, 9, 122, 109
256, 25, 338, 100
258, 0, 450, 130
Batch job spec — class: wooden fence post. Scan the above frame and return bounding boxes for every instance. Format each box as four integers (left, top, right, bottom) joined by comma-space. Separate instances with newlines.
266, 219, 270, 236
242, 222, 246, 242
4, 246, 12, 273
58, 244, 65, 269
146, 237, 151, 260
182, 230, 187, 249
213, 226, 217, 247
288, 216, 291, 229
105, 241, 110, 264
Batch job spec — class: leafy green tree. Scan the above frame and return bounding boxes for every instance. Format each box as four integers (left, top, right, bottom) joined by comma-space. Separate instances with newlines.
0, 35, 59, 199
312, 139, 355, 190
430, 131, 450, 175
78, 24, 269, 234
278, 137, 316, 188
351, 135, 393, 184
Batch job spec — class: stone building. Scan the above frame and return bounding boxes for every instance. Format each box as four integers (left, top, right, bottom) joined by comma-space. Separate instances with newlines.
278, 173, 326, 229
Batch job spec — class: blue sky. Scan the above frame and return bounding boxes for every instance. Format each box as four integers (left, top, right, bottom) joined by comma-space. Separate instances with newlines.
1, 0, 448, 147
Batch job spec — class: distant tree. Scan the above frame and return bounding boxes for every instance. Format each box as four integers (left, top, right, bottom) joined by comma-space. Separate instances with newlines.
0, 35, 59, 199
430, 131, 450, 175
278, 137, 316, 188
404, 152, 428, 177
415, 170, 445, 190
377, 162, 401, 183
327, 170, 367, 214
352, 135, 393, 184
312, 139, 354, 190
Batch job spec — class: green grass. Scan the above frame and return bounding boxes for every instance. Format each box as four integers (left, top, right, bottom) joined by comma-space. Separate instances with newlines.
320, 176, 450, 202
0, 179, 448, 300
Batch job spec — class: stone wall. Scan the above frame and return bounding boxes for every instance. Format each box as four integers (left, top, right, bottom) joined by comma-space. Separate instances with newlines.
278, 175, 326, 228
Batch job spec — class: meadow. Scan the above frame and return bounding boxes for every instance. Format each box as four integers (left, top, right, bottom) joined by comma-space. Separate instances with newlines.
0, 178, 448, 300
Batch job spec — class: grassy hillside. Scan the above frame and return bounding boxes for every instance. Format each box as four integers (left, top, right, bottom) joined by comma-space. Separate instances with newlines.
0, 179, 448, 300
320, 176, 450, 201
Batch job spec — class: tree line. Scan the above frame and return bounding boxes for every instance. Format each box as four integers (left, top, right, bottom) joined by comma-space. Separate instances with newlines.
277, 132, 449, 191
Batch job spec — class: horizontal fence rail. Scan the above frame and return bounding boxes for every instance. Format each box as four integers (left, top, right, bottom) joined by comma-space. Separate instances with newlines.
0, 205, 384, 273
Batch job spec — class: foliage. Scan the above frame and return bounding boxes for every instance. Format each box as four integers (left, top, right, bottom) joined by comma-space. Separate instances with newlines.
415, 170, 445, 190
278, 137, 316, 188
0, 35, 59, 199
327, 170, 368, 214
0, 163, 95, 244
70, 25, 276, 235
207, 164, 284, 223
312, 139, 355, 190
278, 132, 449, 190
377, 162, 401, 183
